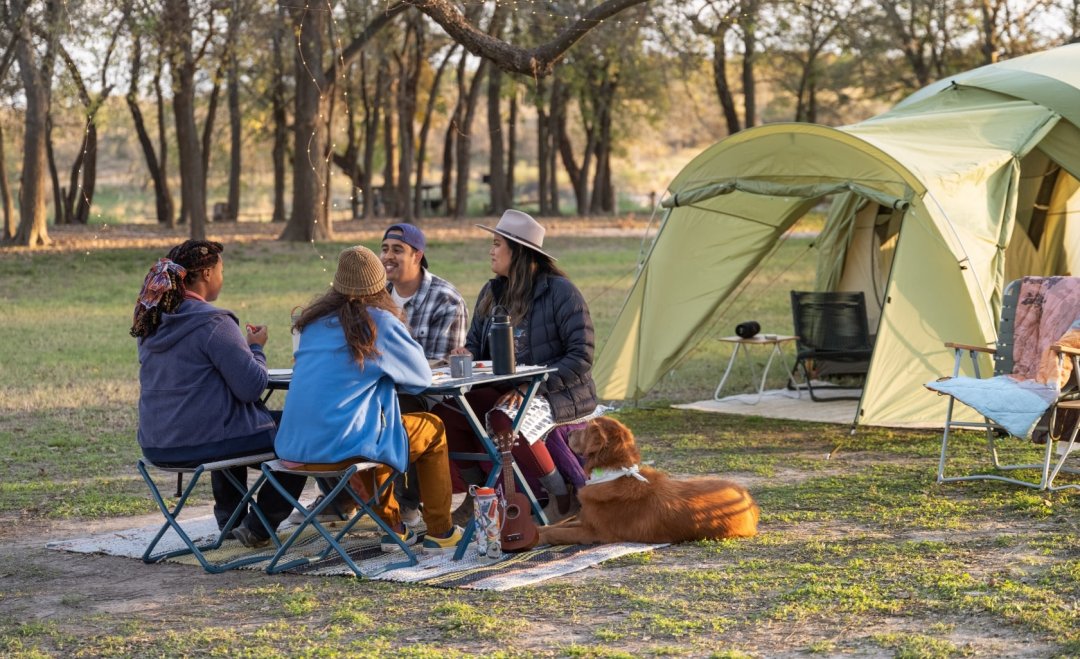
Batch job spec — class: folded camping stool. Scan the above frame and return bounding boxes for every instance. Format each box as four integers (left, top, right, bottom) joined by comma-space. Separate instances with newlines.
261, 460, 419, 577
934, 277, 1080, 491
137, 452, 280, 573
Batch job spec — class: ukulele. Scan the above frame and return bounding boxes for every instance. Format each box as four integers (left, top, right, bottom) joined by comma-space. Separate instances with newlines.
489, 410, 539, 552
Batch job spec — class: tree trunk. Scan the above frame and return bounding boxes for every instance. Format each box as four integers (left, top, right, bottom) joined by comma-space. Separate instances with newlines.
12, 11, 51, 247
506, 88, 517, 207
280, 1, 331, 241
414, 44, 456, 218
0, 122, 14, 240
225, 0, 241, 221
487, 63, 507, 216
442, 57, 464, 216
73, 125, 97, 224
454, 57, 488, 220
126, 38, 174, 226
271, 2, 286, 223
382, 74, 397, 217
166, 0, 207, 239
46, 119, 63, 225
536, 77, 551, 215
361, 60, 383, 220
740, 13, 757, 128
201, 71, 222, 214
396, 20, 420, 223
713, 28, 741, 134
154, 53, 175, 227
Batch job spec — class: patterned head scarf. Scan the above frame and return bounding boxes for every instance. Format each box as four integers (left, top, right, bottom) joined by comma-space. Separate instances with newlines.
134, 258, 187, 314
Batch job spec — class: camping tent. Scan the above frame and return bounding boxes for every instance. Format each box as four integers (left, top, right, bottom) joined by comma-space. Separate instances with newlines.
594, 43, 1080, 428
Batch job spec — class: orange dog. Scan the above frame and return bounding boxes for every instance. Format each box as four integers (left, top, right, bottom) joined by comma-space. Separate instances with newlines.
539, 417, 759, 545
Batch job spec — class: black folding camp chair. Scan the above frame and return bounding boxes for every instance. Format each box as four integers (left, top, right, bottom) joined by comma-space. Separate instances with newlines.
790, 291, 874, 401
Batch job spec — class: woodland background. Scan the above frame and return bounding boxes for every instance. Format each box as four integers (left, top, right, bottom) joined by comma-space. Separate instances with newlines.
1, 0, 1078, 247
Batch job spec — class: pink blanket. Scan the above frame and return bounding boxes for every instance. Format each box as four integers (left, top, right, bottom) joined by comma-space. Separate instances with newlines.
1010, 277, 1080, 389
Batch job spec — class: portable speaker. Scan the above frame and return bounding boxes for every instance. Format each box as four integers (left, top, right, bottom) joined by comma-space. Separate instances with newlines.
735, 321, 761, 339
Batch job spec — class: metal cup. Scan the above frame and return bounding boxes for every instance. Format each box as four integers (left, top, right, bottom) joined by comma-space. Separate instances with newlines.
450, 354, 473, 378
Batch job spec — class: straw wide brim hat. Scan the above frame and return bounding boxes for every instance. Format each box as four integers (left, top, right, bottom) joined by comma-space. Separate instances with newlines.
476, 209, 557, 261
332, 245, 387, 297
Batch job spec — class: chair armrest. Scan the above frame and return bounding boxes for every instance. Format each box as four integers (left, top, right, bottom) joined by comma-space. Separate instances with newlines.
944, 342, 996, 354
1052, 344, 1080, 356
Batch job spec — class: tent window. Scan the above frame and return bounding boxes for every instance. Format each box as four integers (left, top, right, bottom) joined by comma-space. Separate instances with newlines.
1027, 164, 1060, 248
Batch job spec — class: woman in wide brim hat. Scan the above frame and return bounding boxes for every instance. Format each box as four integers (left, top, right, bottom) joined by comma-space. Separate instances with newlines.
434, 210, 599, 524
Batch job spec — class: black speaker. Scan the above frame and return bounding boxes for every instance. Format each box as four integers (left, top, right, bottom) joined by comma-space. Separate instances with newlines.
735, 321, 761, 339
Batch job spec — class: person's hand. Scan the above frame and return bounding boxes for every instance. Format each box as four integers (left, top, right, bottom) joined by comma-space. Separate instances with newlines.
245, 323, 268, 347
495, 388, 523, 411
449, 346, 472, 357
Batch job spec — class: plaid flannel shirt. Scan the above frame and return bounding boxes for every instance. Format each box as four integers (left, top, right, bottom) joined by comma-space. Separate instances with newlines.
390, 270, 468, 362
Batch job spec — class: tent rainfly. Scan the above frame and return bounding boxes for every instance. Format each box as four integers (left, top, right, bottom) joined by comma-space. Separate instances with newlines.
594, 43, 1080, 428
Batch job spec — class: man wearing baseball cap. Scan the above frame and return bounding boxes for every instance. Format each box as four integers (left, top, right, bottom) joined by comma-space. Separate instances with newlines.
381, 223, 468, 364
382, 223, 469, 528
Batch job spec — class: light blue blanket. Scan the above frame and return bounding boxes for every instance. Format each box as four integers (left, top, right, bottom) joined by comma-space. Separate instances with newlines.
925, 376, 1059, 439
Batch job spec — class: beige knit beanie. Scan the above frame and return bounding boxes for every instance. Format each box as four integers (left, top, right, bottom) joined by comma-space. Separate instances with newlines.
332, 245, 386, 297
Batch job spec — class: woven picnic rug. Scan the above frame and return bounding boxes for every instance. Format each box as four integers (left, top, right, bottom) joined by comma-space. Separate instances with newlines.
46, 515, 660, 590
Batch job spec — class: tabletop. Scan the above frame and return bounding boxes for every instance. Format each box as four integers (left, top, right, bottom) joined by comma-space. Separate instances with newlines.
717, 334, 797, 344
265, 364, 557, 393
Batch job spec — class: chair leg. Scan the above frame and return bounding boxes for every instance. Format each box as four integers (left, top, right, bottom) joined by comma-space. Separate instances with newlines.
263, 464, 419, 578
138, 459, 276, 573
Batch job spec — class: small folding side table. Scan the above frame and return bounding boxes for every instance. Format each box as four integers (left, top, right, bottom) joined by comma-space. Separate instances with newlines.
713, 334, 799, 404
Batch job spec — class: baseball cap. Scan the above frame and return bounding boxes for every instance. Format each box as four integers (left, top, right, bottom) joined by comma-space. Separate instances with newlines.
383, 223, 428, 269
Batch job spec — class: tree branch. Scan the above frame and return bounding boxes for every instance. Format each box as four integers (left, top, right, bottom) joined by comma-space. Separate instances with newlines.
407, 0, 653, 77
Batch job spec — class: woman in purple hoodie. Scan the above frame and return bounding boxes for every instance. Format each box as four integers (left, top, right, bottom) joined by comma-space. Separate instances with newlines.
131, 240, 305, 548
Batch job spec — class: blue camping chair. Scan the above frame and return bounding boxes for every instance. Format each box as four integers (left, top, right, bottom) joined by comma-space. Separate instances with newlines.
137, 452, 281, 573
261, 459, 419, 577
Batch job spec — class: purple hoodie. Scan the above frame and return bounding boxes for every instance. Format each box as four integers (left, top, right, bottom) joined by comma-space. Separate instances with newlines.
137, 298, 274, 464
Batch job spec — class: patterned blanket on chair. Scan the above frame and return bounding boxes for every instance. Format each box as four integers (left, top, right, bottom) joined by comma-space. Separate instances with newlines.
926, 276, 1080, 439
1013, 277, 1080, 388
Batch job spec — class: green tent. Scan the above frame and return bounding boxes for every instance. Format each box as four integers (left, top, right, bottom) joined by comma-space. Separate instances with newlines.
594, 43, 1080, 428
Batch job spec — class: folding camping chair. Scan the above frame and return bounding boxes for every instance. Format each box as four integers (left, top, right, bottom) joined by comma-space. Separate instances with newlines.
137, 452, 280, 573
790, 291, 874, 401
935, 277, 1080, 491
261, 460, 419, 577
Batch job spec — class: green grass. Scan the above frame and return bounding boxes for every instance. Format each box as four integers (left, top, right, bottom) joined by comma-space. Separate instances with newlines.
5, 226, 1080, 655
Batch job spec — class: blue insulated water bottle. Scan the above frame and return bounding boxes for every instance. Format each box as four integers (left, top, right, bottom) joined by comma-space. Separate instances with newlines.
489, 306, 516, 375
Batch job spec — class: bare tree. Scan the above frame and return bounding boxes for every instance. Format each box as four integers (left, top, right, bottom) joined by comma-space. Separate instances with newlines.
5, 0, 60, 247
126, 30, 175, 227
162, 0, 215, 239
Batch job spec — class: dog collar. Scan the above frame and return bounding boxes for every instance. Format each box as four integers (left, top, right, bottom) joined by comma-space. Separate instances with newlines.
586, 464, 649, 485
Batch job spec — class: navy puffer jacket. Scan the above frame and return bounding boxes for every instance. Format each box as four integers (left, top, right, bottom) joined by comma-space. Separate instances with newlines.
466, 273, 598, 423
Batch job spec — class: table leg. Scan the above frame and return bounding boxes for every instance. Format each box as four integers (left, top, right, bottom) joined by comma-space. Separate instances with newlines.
447, 373, 551, 560
713, 343, 745, 401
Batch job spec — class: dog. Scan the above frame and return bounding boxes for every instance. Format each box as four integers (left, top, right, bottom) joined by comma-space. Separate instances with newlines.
539, 417, 759, 545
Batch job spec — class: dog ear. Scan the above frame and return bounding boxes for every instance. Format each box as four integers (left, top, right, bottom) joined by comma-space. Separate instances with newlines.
591, 417, 641, 467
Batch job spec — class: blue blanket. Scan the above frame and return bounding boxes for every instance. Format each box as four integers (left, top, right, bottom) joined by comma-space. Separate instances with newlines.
925, 376, 1059, 439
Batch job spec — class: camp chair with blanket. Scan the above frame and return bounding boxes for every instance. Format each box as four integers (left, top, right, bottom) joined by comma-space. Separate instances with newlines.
929, 276, 1080, 491
790, 291, 875, 401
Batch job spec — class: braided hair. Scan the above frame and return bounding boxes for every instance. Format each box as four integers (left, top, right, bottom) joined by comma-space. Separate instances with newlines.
130, 240, 224, 338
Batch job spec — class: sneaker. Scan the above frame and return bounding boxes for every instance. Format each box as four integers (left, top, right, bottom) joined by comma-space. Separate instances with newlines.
400, 505, 423, 529
421, 526, 465, 555
286, 494, 357, 525
380, 526, 418, 553
231, 525, 271, 549
450, 494, 474, 527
